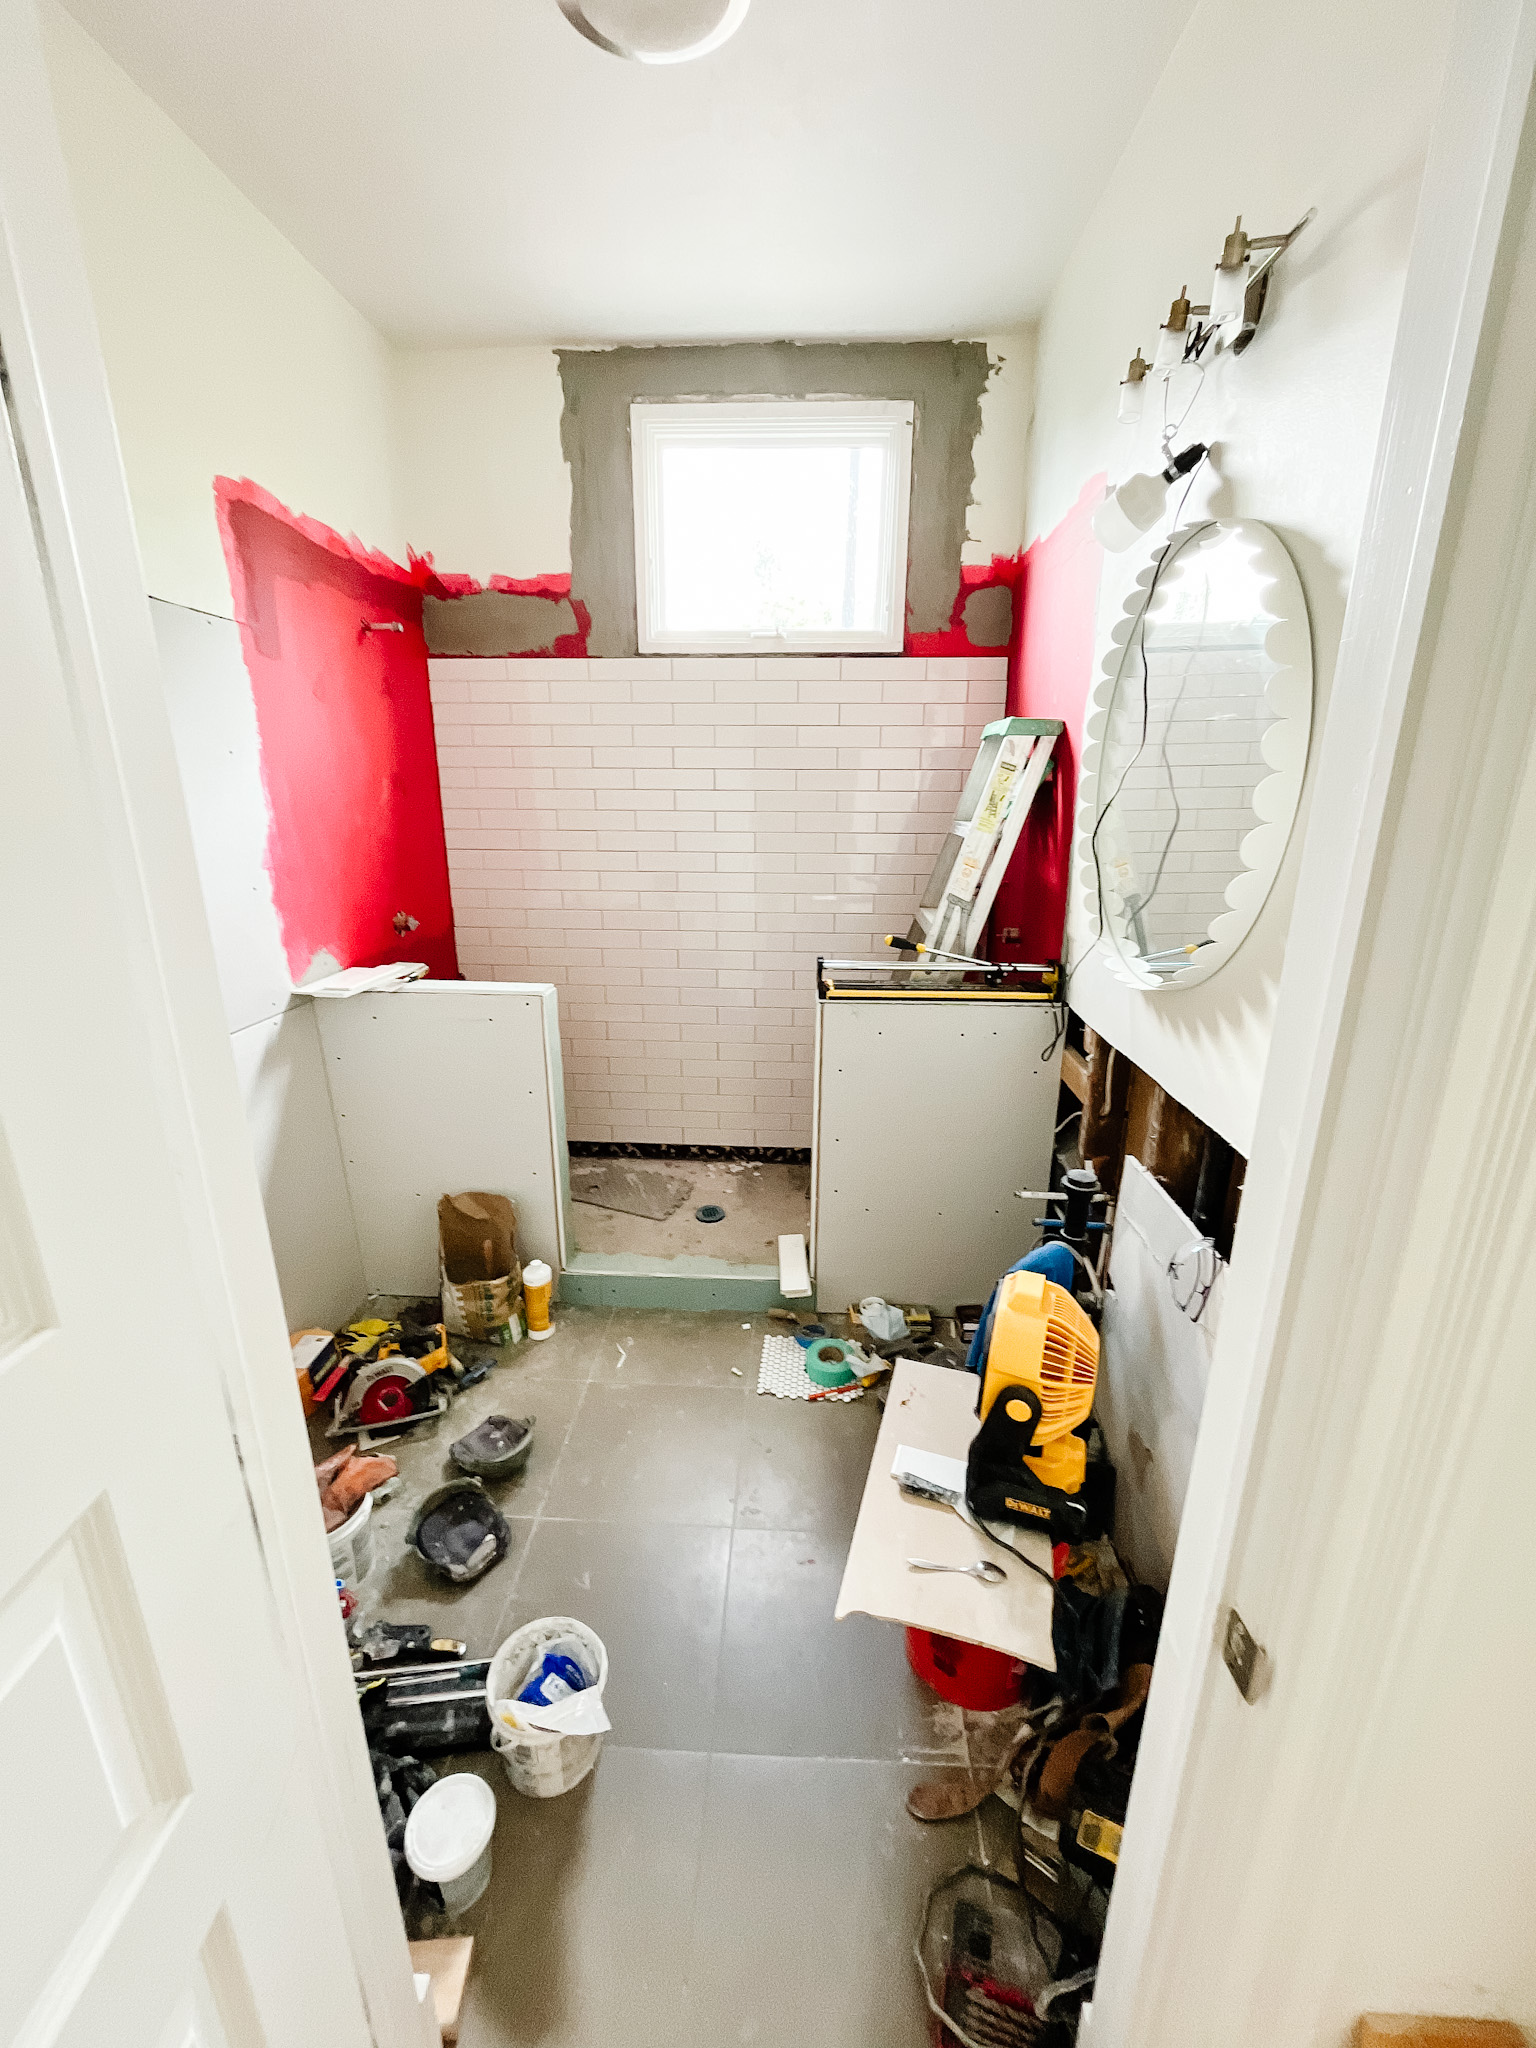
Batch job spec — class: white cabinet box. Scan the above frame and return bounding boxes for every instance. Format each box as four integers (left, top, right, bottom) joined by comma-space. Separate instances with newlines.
811, 995, 1061, 1312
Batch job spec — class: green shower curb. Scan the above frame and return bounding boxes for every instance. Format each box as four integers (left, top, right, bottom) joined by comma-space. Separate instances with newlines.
558, 1250, 798, 1312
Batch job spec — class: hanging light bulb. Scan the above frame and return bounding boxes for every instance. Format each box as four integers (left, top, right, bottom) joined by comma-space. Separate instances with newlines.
1092, 444, 1209, 552
1209, 216, 1252, 330
1152, 288, 1192, 376
1117, 349, 1150, 425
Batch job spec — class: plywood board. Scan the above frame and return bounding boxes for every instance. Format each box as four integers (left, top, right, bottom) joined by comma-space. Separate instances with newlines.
230, 1002, 366, 1331
315, 982, 568, 1291
813, 998, 1060, 1310
153, 598, 290, 1034
409, 1938, 473, 2042
1356, 2021, 1526, 2048
835, 1359, 1056, 1669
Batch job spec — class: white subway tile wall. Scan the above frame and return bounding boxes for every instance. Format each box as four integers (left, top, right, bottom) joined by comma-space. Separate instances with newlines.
429, 654, 1008, 1145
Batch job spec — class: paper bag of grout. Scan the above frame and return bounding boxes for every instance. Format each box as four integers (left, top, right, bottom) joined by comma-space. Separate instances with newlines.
438, 1191, 524, 1344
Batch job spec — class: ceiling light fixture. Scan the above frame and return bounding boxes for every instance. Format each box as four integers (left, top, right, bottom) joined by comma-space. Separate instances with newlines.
556, 0, 751, 63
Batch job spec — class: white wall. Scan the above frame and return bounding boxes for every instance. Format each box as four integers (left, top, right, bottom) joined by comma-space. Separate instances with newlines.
391, 345, 573, 585
431, 653, 1007, 1147
230, 1006, 367, 1333
40, 2, 403, 619
966, 327, 1035, 564
1028, 0, 1455, 1153
153, 599, 291, 1031
392, 333, 1036, 586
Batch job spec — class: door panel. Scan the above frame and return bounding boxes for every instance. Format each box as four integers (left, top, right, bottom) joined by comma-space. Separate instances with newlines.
0, 250, 370, 2048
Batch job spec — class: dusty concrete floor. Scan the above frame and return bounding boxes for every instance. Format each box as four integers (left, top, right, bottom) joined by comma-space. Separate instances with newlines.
568, 1157, 810, 1264
319, 1305, 1012, 2048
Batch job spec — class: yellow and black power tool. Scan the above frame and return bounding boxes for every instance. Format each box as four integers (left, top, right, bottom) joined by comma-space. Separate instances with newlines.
964, 1268, 1102, 1543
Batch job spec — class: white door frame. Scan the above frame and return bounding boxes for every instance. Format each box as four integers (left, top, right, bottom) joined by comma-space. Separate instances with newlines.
1087, 0, 1536, 2037
0, 6, 431, 2042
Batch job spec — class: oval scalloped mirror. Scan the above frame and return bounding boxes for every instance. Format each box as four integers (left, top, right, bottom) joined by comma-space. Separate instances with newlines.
1076, 518, 1312, 989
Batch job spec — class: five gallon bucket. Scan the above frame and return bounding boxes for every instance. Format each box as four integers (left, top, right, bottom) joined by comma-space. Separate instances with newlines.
487, 1617, 609, 1797
403, 1771, 497, 1914
328, 1489, 374, 1588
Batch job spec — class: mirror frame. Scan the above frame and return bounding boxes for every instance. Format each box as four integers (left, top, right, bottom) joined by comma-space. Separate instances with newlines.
1075, 517, 1313, 991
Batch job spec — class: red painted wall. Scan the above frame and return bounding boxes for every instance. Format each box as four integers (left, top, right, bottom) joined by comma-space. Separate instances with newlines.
216, 478, 459, 983
991, 475, 1106, 964
903, 555, 1024, 660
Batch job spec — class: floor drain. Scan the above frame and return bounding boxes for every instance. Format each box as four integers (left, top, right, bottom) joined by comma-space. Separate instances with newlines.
695, 1204, 726, 1223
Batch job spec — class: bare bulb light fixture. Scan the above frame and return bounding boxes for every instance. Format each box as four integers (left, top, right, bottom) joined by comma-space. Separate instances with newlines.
1118, 208, 1314, 411
1117, 349, 1150, 425
1092, 443, 1209, 553
556, 0, 751, 61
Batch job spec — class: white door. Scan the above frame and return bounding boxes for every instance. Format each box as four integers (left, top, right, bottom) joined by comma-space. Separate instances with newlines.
0, 8, 421, 2045
0, 335, 379, 2048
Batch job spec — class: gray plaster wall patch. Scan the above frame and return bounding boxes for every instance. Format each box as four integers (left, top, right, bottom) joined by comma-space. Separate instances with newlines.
557, 341, 992, 657
961, 584, 1014, 650
423, 589, 578, 657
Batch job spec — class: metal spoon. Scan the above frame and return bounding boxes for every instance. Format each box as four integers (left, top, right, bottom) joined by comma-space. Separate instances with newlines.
907, 1556, 1007, 1585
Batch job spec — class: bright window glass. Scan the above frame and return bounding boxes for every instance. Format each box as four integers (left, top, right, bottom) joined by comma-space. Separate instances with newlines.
632, 401, 914, 653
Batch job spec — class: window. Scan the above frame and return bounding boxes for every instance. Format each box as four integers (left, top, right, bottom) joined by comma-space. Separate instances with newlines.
631, 399, 914, 654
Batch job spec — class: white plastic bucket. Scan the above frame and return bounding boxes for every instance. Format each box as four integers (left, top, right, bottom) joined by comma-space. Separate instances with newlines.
404, 1772, 497, 1914
487, 1617, 609, 1798
327, 1490, 373, 1587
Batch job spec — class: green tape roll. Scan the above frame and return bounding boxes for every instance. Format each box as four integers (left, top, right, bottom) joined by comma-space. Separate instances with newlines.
805, 1338, 856, 1388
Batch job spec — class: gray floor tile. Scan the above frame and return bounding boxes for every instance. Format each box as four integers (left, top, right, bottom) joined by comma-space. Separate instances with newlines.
497, 1519, 730, 1752
504, 1304, 613, 1383
682, 1753, 982, 2048
711, 1528, 962, 1761
540, 1384, 743, 1527
597, 1308, 765, 1389
449, 1747, 709, 2048
735, 1389, 882, 1536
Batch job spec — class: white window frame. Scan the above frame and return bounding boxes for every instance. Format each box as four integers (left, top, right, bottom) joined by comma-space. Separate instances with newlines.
631, 399, 915, 655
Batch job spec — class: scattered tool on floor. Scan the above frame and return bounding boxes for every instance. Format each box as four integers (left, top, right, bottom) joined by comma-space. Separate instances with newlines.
917, 1863, 1087, 2048
410, 1480, 511, 1584
908, 1556, 1007, 1584
352, 1622, 467, 1670
807, 1363, 890, 1402
320, 1311, 454, 1443
803, 1336, 865, 1386
449, 1415, 534, 1480
967, 1267, 1105, 1544
359, 1660, 494, 1756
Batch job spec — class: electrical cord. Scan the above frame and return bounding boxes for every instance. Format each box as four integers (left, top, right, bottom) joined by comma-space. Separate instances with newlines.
1074, 477, 1213, 995
1167, 1235, 1218, 1320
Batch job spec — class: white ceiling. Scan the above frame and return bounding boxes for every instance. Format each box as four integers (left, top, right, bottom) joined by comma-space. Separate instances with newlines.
60, 0, 1198, 347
